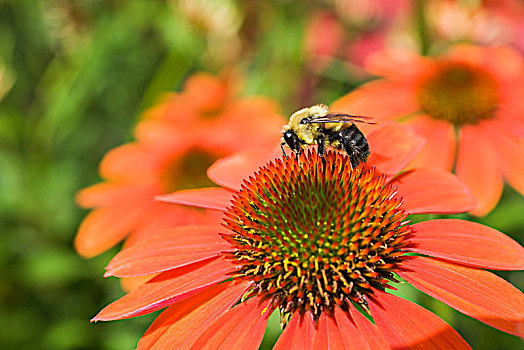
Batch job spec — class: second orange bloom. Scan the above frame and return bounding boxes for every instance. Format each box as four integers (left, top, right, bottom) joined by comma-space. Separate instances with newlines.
333, 44, 524, 215
75, 73, 284, 259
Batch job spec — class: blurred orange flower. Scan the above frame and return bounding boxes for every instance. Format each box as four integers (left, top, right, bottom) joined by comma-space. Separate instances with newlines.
75, 73, 284, 260
429, 0, 524, 52
332, 44, 524, 215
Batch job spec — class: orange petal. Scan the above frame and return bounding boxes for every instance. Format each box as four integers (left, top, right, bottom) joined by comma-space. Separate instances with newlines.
408, 219, 524, 270
203, 98, 284, 152
479, 46, 524, 83
120, 274, 156, 292
156, 187, 233, 211
367, 122, 425, 176
488, 121, 524, 196
369, 291, 471, 349
207, 149, 277, 191
123, 203, 222, 247
334, 306, 389, 350
497, 104, 524, 138
190, 297, 270, 350
444, 44, 485, 65
455, 125, 503, 216
365, 48, 430, 82
184, 72, 228, 112
331, 80, 418, 130
76, 182, 156, 208
99, 143, 158, 181
122, 203, 203, 247
74, 200, 153, 258
137, 281, 249, 350
92, 257, 236, 321
407, 115, 456, 171
444, 45, 522, 79
105, 225, 230, 277
145, 93, 200, 124
274, 312, 317, 350
314, 312, 345, 349
134, 118, 190, 150
392, 168, 476, 214
399, 256, 524, 336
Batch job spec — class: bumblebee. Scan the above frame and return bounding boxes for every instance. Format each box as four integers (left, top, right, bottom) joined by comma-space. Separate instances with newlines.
281, 104, 374, 169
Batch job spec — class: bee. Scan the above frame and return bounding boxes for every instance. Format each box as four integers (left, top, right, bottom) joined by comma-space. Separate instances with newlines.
280, 104, 374, 170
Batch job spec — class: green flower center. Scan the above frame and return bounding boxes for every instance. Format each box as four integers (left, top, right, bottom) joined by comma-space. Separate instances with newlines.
222, 150, 412, 323
416, 61, 499, 125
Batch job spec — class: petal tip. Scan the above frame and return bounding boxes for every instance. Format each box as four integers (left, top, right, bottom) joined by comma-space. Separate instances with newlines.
154, 194, 172, 203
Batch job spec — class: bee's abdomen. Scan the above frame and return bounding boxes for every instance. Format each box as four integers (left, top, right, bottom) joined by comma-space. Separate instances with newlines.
346, 125, 369, 153
327, 124, 364, 148
338, 124, 370, 167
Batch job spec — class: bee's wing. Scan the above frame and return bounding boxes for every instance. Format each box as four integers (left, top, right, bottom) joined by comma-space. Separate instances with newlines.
305, 113, 376, 124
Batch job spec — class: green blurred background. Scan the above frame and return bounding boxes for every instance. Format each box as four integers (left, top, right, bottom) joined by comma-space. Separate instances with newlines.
0, 1, 522, 349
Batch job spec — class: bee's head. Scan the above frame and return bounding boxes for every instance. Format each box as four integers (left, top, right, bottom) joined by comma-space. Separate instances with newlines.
282, 129, 302, 153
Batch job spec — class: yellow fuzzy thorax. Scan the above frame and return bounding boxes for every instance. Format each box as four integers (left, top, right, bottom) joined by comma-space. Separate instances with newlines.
281, 104, 344, 145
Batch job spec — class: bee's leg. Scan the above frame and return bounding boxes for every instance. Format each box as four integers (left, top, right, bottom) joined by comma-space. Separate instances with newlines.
349, 156, 358, 171
317, 138, 327, 171
280, 142, 288, 160
338, 132, 355, 171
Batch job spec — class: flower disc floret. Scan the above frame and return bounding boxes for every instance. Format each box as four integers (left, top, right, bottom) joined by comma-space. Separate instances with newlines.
221, 150, 413, 322
159, 149, 218, 193
416, 61, 499, 125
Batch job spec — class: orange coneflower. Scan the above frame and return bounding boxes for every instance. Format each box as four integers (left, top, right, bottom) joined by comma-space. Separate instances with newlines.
91, 123, 524, 349
332, 44, 524, 216
75, 73, 284, 260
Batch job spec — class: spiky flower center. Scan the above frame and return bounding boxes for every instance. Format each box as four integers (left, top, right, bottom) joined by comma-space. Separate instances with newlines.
222, 150, 411, 322
416, 61, 499, 125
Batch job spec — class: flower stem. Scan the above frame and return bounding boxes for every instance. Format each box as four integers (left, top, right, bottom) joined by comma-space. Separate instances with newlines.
414, 0, 429, 55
